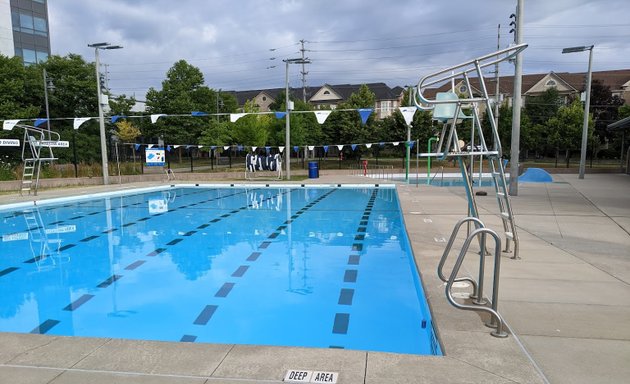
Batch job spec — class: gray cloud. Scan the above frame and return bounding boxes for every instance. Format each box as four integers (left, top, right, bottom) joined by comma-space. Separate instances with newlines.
49, 0, 630, 100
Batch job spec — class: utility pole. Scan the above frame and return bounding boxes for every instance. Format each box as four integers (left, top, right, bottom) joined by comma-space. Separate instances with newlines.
509, 0, 523, 196
300, 39, 309, 103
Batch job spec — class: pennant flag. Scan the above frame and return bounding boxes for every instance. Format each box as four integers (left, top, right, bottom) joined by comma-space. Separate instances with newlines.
408, 141, 415, 149
323, 145, 329, 153
223, 145, 230, 151
148, 144, 155, 149
252, 146, 257, 152
399, 106, 417, 126
379, 142, 385, 147
393, 141, 400, 146
351, 144, 358, 151
308, 145, 314, 151
210, 146, 216, 150
274, 112, 286, 119
174, 145, 181, 149
150, 114, 166, 124
34, 118, 47, 127
358, 108, 373, 125
237, 145, 244, 151
336, 144, 344, 151
191, 111, 208, 117
134, 144, 141, 151
73, 117, 91, 130
166, 145, 172, 152
314, 110, 332, 124
265, 146, 271, 153
365, 143, 373, 149
199, 145, 204, 148
230, 113, 247, 122
293, 146, 299, 152
279, 146, 285, 153
185, 145, 192, 150
111, 115, 125, 123
2, 119, 20, 131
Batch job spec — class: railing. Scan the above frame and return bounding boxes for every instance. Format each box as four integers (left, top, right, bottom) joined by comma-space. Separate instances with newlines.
438, 217, 508, 338
350, 164, 395, 180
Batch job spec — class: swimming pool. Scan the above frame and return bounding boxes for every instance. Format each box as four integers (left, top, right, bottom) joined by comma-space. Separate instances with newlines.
0, 185, 440, 355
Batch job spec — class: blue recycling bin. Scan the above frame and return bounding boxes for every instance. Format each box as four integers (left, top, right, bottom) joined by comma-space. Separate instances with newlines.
308, 161, 319, 179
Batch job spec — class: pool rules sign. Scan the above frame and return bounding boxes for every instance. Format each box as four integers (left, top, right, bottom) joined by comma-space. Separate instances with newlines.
145, 148, 165, 166
284, 370, 338, 383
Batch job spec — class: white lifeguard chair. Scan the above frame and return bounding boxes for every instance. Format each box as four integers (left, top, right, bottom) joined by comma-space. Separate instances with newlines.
415, 43, 527, 259
17, 125, 61, 196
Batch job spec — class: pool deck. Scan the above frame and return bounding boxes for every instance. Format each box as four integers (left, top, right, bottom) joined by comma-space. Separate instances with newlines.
0, 173, 628, 383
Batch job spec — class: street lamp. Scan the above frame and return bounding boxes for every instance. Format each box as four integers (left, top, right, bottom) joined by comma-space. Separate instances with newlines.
42, 69, 55, 136
562, 45, 594, 179
88, 42, 122, 185
283, 58, 310, 180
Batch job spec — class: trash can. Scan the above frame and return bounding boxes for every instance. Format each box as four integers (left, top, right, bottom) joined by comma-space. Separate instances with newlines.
308, 161, 319, 179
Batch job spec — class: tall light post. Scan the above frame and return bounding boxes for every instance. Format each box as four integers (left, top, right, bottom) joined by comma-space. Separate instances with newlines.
283, 58, 310, 180
42, 69, 54, 136
562, 45, 594, 180
88, 42, 122, 185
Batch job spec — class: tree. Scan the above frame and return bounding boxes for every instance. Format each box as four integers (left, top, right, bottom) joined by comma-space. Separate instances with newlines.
546, 100, 592, 167
525, 88, 563, 126
109, 94, 136, 116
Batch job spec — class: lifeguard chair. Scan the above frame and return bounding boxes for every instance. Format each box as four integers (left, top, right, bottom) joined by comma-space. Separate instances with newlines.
17, 125, 60, 195
415, 43, 527, 259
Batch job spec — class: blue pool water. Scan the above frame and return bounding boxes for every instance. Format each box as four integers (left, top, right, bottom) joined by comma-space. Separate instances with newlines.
0, 186, 440, 355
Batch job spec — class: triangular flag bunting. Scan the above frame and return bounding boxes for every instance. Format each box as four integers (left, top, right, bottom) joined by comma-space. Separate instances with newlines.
174, 145, 180, 149
252, 146, 257, 152
351, 144, 358, 151
314, 110, 332, 124
308, 146, 314, 151
3, 119, 20, 131
399, 106, 417, 126
279, 146, 285, 153
293, 146, 299, 152
393, 142, 400, 146
191, 111, 208, 117
148, 144, 155, 149
210, 146, 216, 150
265, 146, 271, 153
223, 146, 230, 151
230, 113, 247, 122
111, 115, 125, 123
150, 114, 166, 124
379, 142, 385, 147
408, 141, 415, 149
358, 108, 373, 125
73, 117, 91, 130
166, 145, 172, 152
274, 112, 286, 119
336, 145, 344, 151
134, 144, 141, 151
365, 143, 373, 149
199, 145, 204, 148
323, 145, 329, 153
34, 118, 47, 127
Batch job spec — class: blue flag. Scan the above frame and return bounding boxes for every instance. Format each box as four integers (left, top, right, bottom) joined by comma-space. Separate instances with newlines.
191, 111, 208, 117
34, 118, 47, 127
275, 112, 286, 119
323, 145, 329, 153
358, 108, 373, 125
293, 146, 299, 152
134, 144, 141, 151
351, 144, 358, 151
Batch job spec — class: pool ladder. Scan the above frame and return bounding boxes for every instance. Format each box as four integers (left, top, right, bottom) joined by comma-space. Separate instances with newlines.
438, 217, 508, 338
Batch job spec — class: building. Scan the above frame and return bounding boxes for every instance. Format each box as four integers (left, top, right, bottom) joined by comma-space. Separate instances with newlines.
0, 0, 50, 64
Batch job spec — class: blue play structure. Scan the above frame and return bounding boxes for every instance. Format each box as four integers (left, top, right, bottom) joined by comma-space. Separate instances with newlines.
518, 168, 553, 183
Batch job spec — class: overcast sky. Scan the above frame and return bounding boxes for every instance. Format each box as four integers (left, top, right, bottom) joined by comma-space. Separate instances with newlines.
49, 0, 630, 100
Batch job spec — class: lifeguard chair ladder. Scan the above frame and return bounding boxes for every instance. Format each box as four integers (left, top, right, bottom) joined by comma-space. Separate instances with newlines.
415, 43, 527, 259
18, 125, 60, 196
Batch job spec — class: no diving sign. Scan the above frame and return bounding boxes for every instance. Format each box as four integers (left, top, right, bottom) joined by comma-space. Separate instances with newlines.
284, 369, 338, 383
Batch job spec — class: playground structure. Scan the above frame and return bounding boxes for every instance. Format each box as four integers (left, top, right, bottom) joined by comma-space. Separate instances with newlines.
414, 43, 527, 336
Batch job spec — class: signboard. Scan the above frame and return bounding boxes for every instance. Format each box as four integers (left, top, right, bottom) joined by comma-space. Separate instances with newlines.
0, 139, 20, 147
35, 140, 70, 148
148, 198, 168, 214
284, 370, 338, 383
145, 148, 165, 166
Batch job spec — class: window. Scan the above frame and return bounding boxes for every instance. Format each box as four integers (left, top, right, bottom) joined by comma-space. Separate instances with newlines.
36, 50, 48, 62
19, 13, 34, 31
323, 90, 330, 95
11, 11, 48, 37
546, 80, 557, 87
262, 96, 267, 101
33, 17, 47, 36
21, 49, 37, 64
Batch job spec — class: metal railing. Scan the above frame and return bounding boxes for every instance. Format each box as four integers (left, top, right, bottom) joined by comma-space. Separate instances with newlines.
438, 216, 508, 338
350, 164, 395, 180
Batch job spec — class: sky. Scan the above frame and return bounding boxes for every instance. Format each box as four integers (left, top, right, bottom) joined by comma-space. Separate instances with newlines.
49, 0, 630, 101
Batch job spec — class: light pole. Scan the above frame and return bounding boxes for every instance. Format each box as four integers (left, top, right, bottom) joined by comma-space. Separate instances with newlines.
283, 58, 310, 180
88, 42, 122, 185
42, 69, 54, 136
562, 45, 594, 179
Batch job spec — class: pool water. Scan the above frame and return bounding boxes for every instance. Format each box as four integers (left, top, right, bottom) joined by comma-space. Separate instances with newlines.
0, 186, 440, 355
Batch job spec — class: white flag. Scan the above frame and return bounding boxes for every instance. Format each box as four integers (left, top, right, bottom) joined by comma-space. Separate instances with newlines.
314, 110, 332, 124
150, 114, 166, 124
2, 119, 20, 131
73, 117, 91, 130
279, 146, 285, 153
230, 113, 247, 122
398, 106, 417, 126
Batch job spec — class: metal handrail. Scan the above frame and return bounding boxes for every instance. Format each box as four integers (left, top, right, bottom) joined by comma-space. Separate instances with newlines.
440, 221, 508, 338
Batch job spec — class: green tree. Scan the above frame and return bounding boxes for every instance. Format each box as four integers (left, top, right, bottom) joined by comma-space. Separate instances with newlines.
109, 94, 136, 116
0, 55, 40, 121
525, 87, 563, 126
546, 100, 592, 167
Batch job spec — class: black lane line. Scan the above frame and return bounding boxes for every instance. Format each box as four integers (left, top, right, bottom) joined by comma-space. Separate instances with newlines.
344, 269, 358, 283
63, 294, 94, 311
0, 267, 19, 277
351, 244, 363, 252
183, 231, 197, 236
332, 313, 350, 334
354, 234, 365, 241
181, 335, 197, 342
24, 255, 47, 264
80, 235, 100, 242
348, 255, 360, 265
124, 260, 146, 270
232, 265, 249, 277
247, 252, 261, 261
338, 289, 354, 305
147, 248, 167, 257
215, 282, 235, 298
59, 244, 76, 251
97, 274, 122, 288
102, 228, 118, 234
194, 305, 218, 325
167, 238, 183, 246
30, 319, 60, 334
258, 241, 271, 249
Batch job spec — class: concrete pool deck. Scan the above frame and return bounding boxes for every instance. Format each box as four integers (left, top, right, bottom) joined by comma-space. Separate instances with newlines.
0, 173, 628, 383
